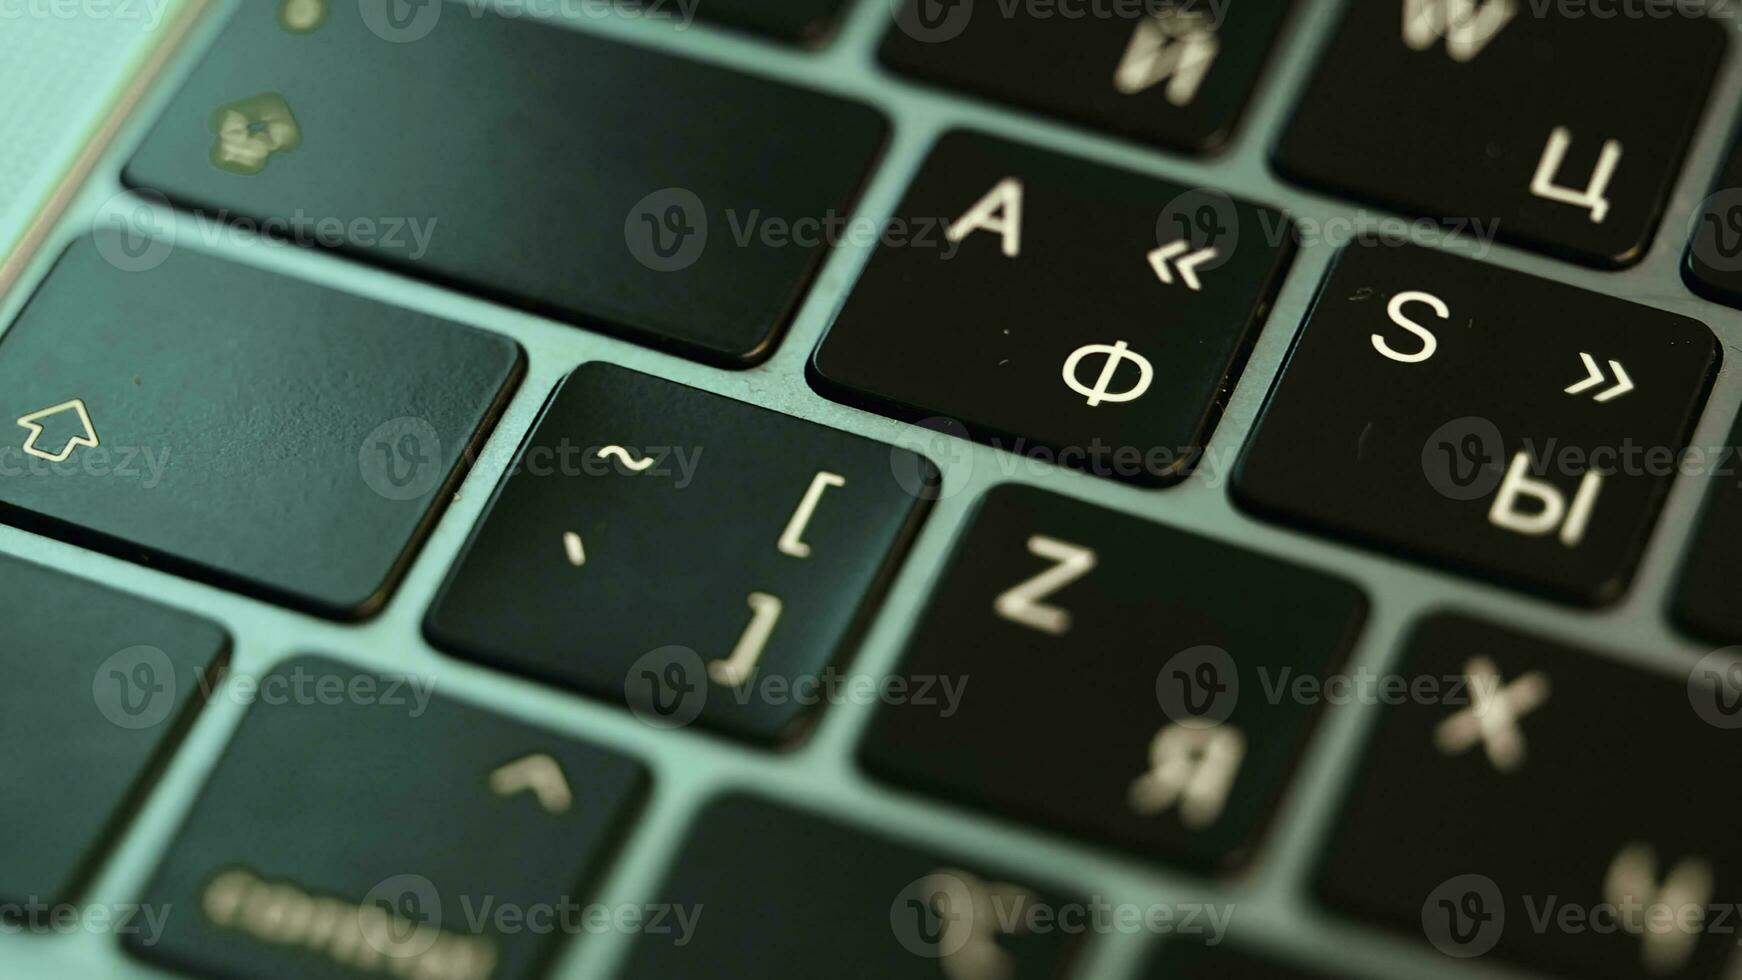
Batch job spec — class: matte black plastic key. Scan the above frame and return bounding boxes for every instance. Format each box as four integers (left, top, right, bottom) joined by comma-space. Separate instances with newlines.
1685, 117, 1742, 307
427, 363, 936, 745
1672, 408, 1742, 644
862, 485, 1366, 873
1235, 240, 1716, 605
1276, 3, 1723, 267
126, 657, 645, 980
1146, 941, 1345, 979
126, 0, 886, 366
0, 555, 227, 907
0, 237, 521, 618
1317, 615, 1742, 979
882, 0, 1294, 153
812, 131, 1293, 487
695, 0, 851, 44
616, 795, 1084, 979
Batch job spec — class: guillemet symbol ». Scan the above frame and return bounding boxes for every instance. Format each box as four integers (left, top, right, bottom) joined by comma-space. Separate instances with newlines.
17, 399, 99, 462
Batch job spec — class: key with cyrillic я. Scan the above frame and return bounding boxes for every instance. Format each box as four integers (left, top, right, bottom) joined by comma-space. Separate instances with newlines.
125, 0, 886, 366
1234, 240, 1715, 604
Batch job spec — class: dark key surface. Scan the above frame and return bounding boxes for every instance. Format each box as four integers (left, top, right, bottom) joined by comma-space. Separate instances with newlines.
1685, 117, 1742, 306
811, 131, 1293, 487
1234, 240, 1716, 605
427, 363, 935, 745
617, 795, 1083, 979
0, 237, 521, 619
1672, 409, 1742, 643
862, 485, 1366, 873
1317, 615, 1742, 979
0, 555, 226, 906
125, 0, 886, 367
695, 0, 851, 44
1276, 4, 1723, 267
882, 0, 1293, 154
1146, 941, 1342, 979
126, 656, 645, 980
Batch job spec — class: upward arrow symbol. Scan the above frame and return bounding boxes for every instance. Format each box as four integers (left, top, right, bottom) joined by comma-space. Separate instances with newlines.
489, 754, 573, 815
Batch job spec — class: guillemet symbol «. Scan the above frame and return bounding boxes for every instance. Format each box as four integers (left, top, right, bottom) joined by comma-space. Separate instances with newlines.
17, 399, 99, 462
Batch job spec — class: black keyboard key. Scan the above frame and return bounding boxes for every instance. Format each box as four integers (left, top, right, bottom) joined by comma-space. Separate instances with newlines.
1146, 941, 1342, 979
0, 237, 521, 619
126, 656, 645, 980
427, 363, 935, 744
617, 795, 1083, 979
882, 0, 1294, 153
812, 131, 1293, 487
862, 485, 1365, 872
1234, 240, 1715, 605
1685, 118, 1742, 306
126, 1, 886, 367
1673, 410, 1742, 643
0, 555, 226, 906
1317, 615, 1742, 979
696, 0, 851, 44
1276, 4, 1723, 267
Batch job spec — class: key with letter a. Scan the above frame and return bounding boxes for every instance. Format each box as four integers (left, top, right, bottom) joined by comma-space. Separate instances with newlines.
812, 131, 1293, 487
1276, 2, 1722, 268
1234, 240, 1714, 605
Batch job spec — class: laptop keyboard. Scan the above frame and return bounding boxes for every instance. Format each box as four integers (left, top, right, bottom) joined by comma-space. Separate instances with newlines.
3, 0, 1741, 978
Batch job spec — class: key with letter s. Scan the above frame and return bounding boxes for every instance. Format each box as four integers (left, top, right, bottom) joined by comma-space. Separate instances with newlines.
1234, 240, 1715, 605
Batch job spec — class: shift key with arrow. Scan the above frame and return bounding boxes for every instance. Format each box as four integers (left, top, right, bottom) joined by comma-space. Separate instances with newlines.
812, 130, 1295, 487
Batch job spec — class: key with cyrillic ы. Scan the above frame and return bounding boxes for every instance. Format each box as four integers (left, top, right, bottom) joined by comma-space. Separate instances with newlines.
0, 236, 522, 619
615, 795, 1084, 979
1316, 615, 1742, 979
1234, 240, 1716, 605
862, 485, 1366, 873
125, 657, 646, 980
811, 131, 1293, 486
882, 0, 1295, 154
427, 363, 936, 745
0, 554, 227, 909
125, 0, 886, 366
1275, 3, 1723, 267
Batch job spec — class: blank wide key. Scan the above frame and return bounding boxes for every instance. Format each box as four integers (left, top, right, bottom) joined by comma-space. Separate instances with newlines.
1234, 240, 1715, 604
0, 236, 522, 618
0, 555, 227, 907
1276, 4, 1723, 267
126, 657, 646, 980
812, 131, 1293, 486
1317, 615, 1742, 979
616, 795, 1084, 979
126, 0, 887, 366
427, 363, 935, 744
862, 485, 1366, 872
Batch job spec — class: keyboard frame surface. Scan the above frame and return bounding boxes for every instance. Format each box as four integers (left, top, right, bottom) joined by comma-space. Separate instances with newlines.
1, 1, 1739, 978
